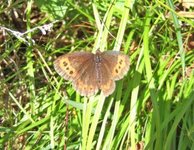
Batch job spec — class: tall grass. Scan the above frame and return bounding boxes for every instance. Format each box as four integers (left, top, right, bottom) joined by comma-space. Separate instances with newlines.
0, 0, 194, 150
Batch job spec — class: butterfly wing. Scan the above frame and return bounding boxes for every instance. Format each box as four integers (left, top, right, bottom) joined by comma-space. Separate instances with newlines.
72, 56, 99, 97
54, 52, 93, 82
97, 61, 115, 97
101, 51, 130, 80
97, 51, 129, 97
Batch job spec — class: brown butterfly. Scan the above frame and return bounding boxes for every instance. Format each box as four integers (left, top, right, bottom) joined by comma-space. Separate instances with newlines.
54, 50, 130, 97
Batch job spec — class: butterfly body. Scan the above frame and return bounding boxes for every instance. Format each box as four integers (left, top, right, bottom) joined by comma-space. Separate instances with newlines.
54, 51, 129, 97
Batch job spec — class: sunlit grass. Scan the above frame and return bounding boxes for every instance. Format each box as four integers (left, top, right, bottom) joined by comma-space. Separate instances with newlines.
0, 0, 194, 150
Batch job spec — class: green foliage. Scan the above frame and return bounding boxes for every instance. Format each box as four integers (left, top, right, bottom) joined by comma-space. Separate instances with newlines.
0, 0, 194, 149
34, 0, 68, 20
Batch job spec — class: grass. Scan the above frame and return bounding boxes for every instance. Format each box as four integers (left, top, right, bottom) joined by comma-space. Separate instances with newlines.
1, 0, 194, 149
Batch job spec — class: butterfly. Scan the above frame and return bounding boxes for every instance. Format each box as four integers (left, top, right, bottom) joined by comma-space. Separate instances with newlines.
54, 50, 130, 97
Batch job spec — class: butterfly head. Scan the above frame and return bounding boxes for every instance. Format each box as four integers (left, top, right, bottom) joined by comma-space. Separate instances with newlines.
96, 50, 102, 54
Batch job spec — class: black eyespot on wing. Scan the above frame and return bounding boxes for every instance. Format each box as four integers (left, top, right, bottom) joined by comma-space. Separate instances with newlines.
63, 61, 68, 67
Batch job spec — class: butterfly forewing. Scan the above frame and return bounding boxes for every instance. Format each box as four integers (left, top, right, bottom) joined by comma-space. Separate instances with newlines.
101, 51, 130, 80
54, 52, 93, 81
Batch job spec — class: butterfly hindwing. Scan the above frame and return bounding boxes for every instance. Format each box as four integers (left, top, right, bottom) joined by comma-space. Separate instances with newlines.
72, 55, 99, 96
97, 61, 115, 97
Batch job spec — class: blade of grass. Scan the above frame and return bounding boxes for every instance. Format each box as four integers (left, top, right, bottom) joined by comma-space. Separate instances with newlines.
167, 0, 185, 78
103, 100, 120, 149
93, 1, 114, 52
143, 10, 161, 150
26, 0, 36, 115
86, 94, 105, 149
129, 48, 144, 149
113, 0, 131, 51
9, 92, 34, 123
96, 98, 114, 150
82, 97, 94, 149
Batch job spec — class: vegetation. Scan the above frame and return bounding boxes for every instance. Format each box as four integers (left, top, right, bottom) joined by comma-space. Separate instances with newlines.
0, 0, 194, 149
